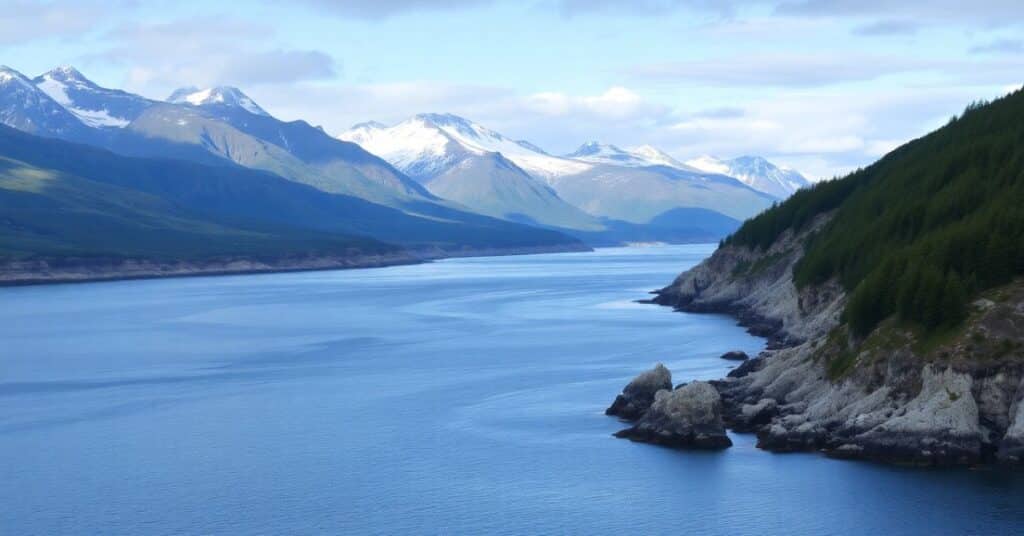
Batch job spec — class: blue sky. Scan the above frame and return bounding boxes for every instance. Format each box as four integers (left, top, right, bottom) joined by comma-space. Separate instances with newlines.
3, 0, 1023, 179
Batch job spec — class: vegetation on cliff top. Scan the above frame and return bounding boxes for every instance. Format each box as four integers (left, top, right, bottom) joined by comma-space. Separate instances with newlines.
725, 87, 1024, 336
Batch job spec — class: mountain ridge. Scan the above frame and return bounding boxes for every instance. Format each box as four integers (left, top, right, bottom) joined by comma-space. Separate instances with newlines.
340, 113, 780, 231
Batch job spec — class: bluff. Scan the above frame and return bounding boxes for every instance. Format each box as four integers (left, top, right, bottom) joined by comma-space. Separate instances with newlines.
651, 88, 1024, 466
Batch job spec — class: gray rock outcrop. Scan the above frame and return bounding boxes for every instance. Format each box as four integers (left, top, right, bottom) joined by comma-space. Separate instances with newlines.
641, 207, 1024, 466
606, 363, 672, 420
614, 381, 732, 449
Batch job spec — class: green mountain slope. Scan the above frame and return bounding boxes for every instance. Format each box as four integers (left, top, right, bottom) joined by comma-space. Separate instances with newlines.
0, 156, 395, 262
0, 125, 585, 269
726, 88, 1024, 336
122, 104, 431, 207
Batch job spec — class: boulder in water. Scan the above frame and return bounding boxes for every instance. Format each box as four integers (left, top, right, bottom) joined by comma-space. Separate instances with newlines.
614, 381, 732, 449
720, 351, 749, 361
606, 363, 672, 420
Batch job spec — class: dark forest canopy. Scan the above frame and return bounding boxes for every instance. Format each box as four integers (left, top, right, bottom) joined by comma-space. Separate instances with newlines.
725, 88, 1024, 336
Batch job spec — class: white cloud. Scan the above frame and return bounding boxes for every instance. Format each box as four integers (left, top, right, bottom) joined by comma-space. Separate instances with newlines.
295, 0, 496, 19
630, 54, 946, 87
0, 1, 119, 44
522, 87, 668, 121
96, 17, 338, 95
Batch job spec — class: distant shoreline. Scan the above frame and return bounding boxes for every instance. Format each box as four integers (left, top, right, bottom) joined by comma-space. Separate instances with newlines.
0, 243, 591, 287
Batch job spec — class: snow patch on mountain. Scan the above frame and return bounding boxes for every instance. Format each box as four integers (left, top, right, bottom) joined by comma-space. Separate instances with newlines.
341, 113, 594, 182
0, 66, 34, 89
566, 142, 698, 171
631, 145, 690, 169
686, 155, 810, 199
33, 66, 134, 128
167, 86, 269, 117
686, 155, 731, 175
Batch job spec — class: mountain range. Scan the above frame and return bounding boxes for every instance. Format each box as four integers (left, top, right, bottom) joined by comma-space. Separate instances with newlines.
341, 115, 805, 229
0, 65, 591, 281
0, 64, 810, 281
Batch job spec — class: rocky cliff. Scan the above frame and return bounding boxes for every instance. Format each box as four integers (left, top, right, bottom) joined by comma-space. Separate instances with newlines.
649, 221, 1024, 466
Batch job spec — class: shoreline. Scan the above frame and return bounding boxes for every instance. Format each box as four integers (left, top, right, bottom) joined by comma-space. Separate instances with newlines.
643, 241, 1024, 467
0, 243, 592, 288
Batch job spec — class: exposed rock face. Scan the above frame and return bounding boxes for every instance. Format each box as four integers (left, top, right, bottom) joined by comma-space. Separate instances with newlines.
645, 209, 1024, 466
726, 357, 764, 379
715, 336, 1024, 466
653, 212, 843, 347
998, 376, 1024, 463
614, 381, 732, 449
606, 363, 672, 420
836, 367, 981, 465
720, 351, 749, 361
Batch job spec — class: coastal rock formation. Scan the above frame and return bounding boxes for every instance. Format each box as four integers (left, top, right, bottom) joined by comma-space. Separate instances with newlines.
606, 363, 672, 420
646, 214, 1024, 466
999, 377, 1024, 462
837, 369, 981, 465
652, 212, 844, 347
614, 381, 732, 449
726, 357, 764, 379
720, 351, 749, 361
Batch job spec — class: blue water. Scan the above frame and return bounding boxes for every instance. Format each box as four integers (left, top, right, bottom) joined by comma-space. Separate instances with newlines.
2, 245, 1024, 535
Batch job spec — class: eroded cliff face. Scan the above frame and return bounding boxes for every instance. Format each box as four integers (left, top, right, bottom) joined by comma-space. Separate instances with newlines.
653, 213, 843, 347
651, 214, 1024, 466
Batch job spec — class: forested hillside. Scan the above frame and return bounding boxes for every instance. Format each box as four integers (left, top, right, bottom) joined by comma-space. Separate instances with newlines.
725, 88, 1024, 336
0, 125, 585, 274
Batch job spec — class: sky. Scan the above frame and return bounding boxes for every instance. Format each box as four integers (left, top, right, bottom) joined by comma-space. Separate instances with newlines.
3, 0, 1023, 180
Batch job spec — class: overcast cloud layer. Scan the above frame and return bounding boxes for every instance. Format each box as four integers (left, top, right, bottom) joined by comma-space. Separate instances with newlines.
2, 0, 1022, 179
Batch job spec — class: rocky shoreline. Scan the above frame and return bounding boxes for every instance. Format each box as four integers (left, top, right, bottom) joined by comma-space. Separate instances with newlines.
613, 215, 1024, 467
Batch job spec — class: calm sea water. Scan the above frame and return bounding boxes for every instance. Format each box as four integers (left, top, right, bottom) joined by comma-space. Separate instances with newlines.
2, 245, 1024, 535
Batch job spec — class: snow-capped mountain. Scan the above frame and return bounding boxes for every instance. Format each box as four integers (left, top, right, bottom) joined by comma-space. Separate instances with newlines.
341, 114, 777, 224
686, 155, 810, 199
0, 65, 91, 138
342, 113, 592, 181
566, 142, 694, 170
33, 66, 151, 128
167, 86, 269, 116
0, 65, 433, 208
341, 114, 602, 230
631, 145, 690, 169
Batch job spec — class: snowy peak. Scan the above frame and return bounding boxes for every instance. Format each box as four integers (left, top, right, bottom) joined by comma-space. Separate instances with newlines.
0, 65, 92, 136
686, 155, 810, 199
567, 141, 621, 158
39, 65, 95, 87
685, 155, 731, 175
167, 86, 269, 117
339, 116, 465, 182
415, 112, 476, 131
413, 113, 543, 154
350, 120, 387, 131
0, 65, 35, 89
631, 145, 688, 169
566, 141, 645, 166
31, 65, 147, 128
567, 141, 692, 170
340, 113, 591, 182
